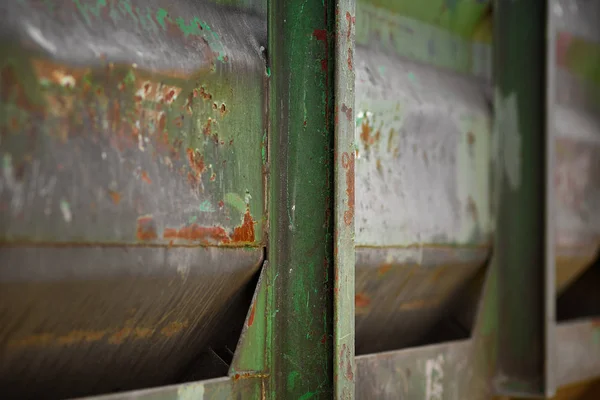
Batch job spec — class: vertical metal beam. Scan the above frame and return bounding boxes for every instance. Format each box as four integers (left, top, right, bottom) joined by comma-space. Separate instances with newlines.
493, 0, 554, 397
333, 0, 356, 398
266, 0, 340, 398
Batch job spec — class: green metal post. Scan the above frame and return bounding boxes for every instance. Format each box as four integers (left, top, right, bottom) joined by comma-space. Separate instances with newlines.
267, 0, 342, 398
493, 0, 554, 397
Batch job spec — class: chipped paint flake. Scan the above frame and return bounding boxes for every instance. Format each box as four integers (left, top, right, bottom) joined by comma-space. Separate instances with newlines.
60, 199, 72, 223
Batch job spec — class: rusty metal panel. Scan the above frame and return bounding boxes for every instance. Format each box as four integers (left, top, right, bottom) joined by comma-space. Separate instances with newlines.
354, 37, 492, 352
0, 0, 267, 398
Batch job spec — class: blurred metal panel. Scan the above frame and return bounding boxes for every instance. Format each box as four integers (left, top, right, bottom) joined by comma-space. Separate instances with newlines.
354, 41, 492, 352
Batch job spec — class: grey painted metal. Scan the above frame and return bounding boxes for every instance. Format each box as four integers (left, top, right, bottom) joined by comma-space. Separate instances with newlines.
556, 319, 600, 388
0, 1, 267, 398
355, 319, 600, 400
354, 43, 491, 353
0, 247, 262, 399
356, 340, 472, 400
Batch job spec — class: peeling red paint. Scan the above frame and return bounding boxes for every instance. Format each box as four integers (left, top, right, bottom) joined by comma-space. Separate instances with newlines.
341, 152, 355, 226
136, 216, 157, 241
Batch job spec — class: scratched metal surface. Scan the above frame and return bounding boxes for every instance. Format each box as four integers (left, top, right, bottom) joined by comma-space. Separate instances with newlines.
0, 0, 266, 398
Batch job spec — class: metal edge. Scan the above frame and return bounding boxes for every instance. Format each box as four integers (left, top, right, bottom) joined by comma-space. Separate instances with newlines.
334, 0, 356, 398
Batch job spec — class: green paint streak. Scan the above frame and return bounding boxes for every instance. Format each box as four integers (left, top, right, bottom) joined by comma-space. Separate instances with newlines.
156, 8, 168, 29
287, 371, 300, 391
298, 391, 316, 400
225, 192, 247, 214
199, 200, 215, 212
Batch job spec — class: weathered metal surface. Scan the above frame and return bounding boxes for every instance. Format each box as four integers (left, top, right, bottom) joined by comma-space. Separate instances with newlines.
552, 0, 600, 292
0, 247, 262, 399
354, 319, 600, 400
77, 377, 232, 400
556, 319, 600, 388
356, 339, 473, 399
355, 0, 492, 80
353, 37, 492, 352
355, 247, 486, 353
0, 0, 267, 398
333, 0, 357, 397
260, 0, 337, 398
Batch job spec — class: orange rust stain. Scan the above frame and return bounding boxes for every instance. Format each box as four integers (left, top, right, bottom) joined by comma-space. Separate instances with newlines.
136, 215, 158, 241
231, 209, 256, 243
160, 320, 189, 337
186, 148, 206, 177
377, 263, 392, 276
108, 327, 133, 344
198, 86, 212, 101
387, 128, 396, 152
247, 302, 256, 327
134, 327, 154, 339
56, 330, 107, 345
359, 119, 380, 151
163, 224, 230, 243
202, 118, 213, 136
355, 292, 371, 308
347, 47, 353, 71
345, 12, 354, 39
342, 152, 355, 226
140, 170, 152, 184
376, 158, 382, 174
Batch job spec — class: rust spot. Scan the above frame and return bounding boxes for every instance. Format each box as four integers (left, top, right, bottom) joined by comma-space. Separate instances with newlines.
165, 89, 176, 103
186, 148, 206, 178
108, 190, 121, 205
378, 263, 392, 276
163, 224, 230, 243
140, 170, 152, 184
210, 172, 216, 182
467, 131, 475, 145
136, 216, 158, 241
212, 102, 218, 110
347, 47, 353, 71
247, 302, 256, 327
342, 152, 355, 226
355, 292, 371, 308
218, 200, 225, 208
160, 320, 189, 337
231, 209, 255, 243
376, 158, 382, 174
341, 103, 352, 121
198, 86, 212, 101
220, 103, 227, 117
108, 327, 133, 344
320, 334, 327, 344
313, 29, 329, 72
360, 119, 380, 151
202, 118, 212, 136
345, 11, 353, 39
